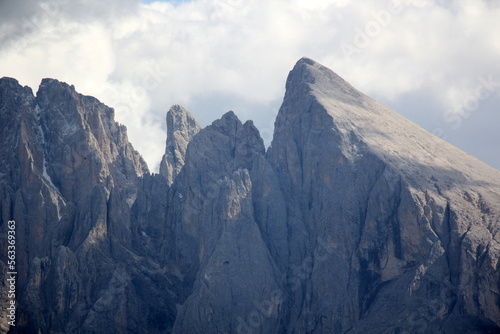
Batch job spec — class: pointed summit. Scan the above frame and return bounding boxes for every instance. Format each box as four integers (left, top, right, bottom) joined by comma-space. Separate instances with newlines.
159, 105, 201, 185
211, 110, 241, 139
267, 58, 500, 332
2, 58, 499, 334
287, 57, 365, 106
275, 57, 500, 189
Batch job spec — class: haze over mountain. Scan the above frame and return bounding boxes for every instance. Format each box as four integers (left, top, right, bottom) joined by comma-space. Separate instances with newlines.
0, 58, 499, 333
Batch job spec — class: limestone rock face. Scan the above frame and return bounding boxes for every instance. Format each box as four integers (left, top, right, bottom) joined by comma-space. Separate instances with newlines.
164, 111, 283, 333
266, 58, 500, 333
0, 78, 59, 333
0, 57, 499, 334
36, 78, 148, 201
159, 104, 201, 186
0, 78, 175, 334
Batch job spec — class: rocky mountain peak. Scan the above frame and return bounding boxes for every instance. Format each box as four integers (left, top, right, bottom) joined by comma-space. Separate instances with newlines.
268, 57, 500, 333
159, 104, 201, 185
0, 77, 30, 92
0, 77, 36, 119
1, 58, 499, 334
35, 78, 148, 201
211, 110, 240, 134
286, 57, 365, 107
39, 77, 75, 90
168, 104, 199, 130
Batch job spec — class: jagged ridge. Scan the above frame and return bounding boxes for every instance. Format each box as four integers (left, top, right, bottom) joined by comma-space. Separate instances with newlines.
0, 57, 499, 334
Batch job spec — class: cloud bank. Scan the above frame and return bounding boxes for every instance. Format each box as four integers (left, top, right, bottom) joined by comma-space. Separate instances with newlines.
1, 0, 499, 171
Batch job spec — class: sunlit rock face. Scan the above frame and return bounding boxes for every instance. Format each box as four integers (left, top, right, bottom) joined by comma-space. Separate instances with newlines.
266, 57, 500, 333
0, 58, 499, 334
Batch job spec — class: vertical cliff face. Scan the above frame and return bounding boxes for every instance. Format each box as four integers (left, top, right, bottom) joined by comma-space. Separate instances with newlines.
36, 79, 148, 201
0, 78, 177, 334
0, 57, 499, 334
164, 111, 283, 333
159, 105, 201, 186
266, 58, 500, 333
0, 78, 64, 305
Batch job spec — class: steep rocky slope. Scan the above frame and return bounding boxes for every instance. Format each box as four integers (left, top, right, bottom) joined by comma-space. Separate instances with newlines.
266, 58, 500, 333
0, 78, 175, 333
159, 104, 201, 186
0, 57, 499, 333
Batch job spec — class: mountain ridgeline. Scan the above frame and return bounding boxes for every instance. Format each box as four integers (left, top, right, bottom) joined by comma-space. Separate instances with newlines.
0, 58, 499, 333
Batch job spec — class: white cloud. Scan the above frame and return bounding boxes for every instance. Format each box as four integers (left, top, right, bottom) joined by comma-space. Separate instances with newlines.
0, 0, 499, 170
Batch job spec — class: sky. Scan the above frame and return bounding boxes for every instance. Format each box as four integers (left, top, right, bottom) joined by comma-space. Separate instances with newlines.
0, 0, 499, 172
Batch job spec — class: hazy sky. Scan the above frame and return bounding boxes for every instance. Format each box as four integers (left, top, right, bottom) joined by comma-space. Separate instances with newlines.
1, 0, 499, 171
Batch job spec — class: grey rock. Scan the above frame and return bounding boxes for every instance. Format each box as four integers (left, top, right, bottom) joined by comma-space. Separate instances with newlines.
163, 111, 284, 333
0, 56, 499, 334
0, 77, 64, 296
267, 57, 500, 333
36, 78, 148, 202
0, 78, 177, 334
159, 104, 201, 185
172, 169, 282, 334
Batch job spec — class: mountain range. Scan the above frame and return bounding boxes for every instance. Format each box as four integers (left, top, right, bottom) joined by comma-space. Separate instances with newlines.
0, 57, 499, 333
